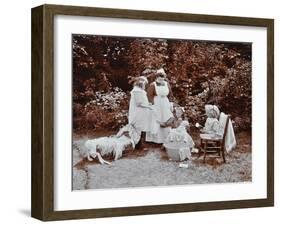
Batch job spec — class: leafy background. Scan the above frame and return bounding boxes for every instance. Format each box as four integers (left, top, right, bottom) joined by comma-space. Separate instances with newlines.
72, 35, 252, 133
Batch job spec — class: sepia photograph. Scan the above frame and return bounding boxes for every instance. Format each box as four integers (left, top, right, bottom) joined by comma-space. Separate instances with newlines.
72, 34, 252, 190
30, 3, 274, 221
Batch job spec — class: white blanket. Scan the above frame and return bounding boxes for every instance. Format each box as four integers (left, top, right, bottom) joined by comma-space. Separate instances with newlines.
219, 112, 237, 152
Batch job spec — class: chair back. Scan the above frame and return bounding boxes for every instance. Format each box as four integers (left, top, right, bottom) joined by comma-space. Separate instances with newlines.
223, 116, 230, 142
219, 113, 230, 145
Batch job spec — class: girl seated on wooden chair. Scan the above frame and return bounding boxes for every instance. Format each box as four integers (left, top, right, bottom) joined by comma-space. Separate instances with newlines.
201, 104, 223, 136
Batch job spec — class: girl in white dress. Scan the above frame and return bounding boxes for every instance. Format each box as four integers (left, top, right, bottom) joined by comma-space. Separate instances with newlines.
146, 69, 174, 144
201, 104, 222, 136
128, 76, 153, 130
128, 76, 153, 148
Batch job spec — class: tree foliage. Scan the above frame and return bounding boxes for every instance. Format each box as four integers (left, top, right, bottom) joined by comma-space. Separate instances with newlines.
73, 35, 252, 132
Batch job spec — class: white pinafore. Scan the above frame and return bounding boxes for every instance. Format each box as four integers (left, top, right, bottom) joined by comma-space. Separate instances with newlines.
146, 81, 174, 144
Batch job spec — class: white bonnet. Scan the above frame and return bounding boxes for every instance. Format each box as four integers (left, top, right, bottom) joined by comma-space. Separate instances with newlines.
205, 104, 220, 118
133, 76, 148, 86
139, 76, 148, 84
156, 68, 167, 77
180, 120, 190, 128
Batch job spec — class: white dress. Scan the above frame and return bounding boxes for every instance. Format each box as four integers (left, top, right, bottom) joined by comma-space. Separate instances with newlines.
128, 86, 150, 132
202, 118, 221, 135
146, 81, 174, 143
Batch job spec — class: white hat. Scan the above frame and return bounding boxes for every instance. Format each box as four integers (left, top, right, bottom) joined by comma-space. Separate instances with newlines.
205, 104, 220, 118
180, 120, 189, 128
142, 68, 154, 75
139, 76, 148, 84
156, 68, 167, 77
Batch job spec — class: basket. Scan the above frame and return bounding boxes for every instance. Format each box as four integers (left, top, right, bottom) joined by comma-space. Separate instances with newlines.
164, 142, 188, 161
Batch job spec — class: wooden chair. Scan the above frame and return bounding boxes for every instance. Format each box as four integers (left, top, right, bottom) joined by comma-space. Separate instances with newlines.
199, 114, 230, 163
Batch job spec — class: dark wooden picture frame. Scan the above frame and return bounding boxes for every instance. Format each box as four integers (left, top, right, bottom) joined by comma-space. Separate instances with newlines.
31, 4, 274, 221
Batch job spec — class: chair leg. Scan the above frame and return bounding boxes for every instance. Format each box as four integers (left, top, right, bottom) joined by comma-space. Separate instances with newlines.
203, 142, 207, 163
197, 149, 201, 159
197, 139, 203, 159
222, 147, 226, 163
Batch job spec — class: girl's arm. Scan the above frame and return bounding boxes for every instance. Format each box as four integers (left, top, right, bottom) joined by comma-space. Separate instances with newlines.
201, 119, 209, 133
160, 117, 175, 128
134, 91, 153, 109
137, 103, 153, 109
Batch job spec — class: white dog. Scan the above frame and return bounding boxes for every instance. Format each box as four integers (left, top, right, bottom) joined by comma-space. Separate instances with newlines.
84, 124, 141, 164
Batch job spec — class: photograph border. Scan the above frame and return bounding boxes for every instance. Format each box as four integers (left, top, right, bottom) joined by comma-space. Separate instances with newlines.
31, 4, 274, 221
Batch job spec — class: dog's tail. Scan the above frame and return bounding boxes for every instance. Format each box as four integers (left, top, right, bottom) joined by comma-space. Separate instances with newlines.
73, 142, 88, 159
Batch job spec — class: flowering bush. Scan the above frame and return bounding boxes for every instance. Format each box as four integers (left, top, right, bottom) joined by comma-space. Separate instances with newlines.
73, 35, 252, 133
85, 87, 127, 111
73, 87, 128, 131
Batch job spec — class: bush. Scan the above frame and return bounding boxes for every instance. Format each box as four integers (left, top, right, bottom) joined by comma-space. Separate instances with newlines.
73, 87, 128, 131
73, 35, 252, 133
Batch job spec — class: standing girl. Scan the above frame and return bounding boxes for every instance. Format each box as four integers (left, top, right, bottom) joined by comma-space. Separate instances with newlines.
146, 68, 174, 144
